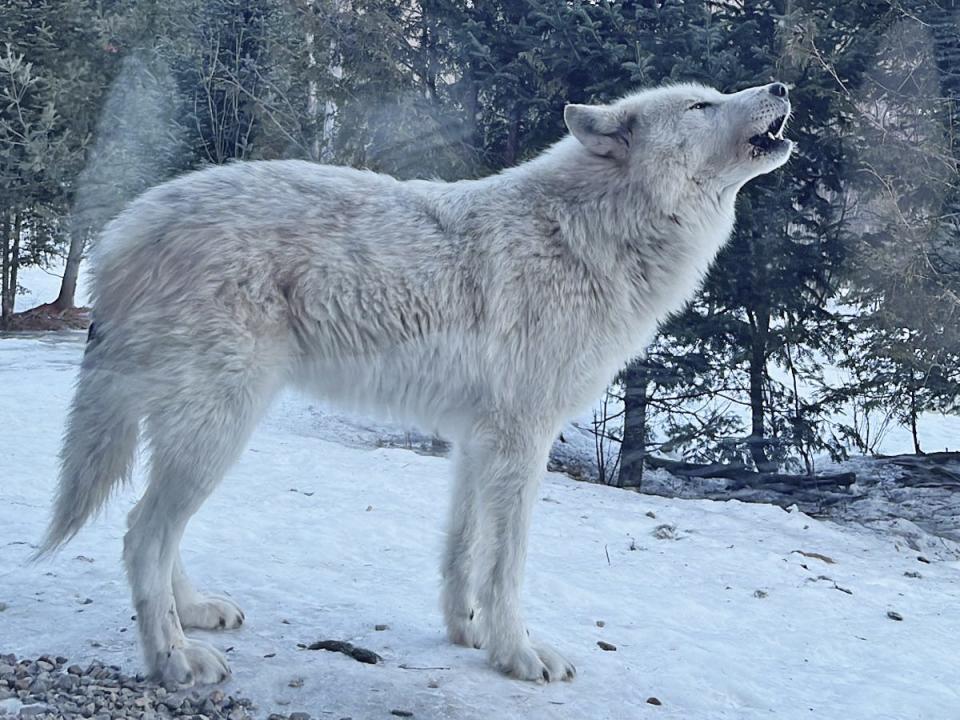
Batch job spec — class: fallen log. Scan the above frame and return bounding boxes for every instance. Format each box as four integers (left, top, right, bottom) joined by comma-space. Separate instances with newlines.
643, 456, 857, 491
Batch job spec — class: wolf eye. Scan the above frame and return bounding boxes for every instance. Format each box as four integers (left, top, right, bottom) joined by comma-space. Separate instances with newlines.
688, 101, 713, 111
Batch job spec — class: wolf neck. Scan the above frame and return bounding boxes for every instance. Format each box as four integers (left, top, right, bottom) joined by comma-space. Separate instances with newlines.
498, 136, 736, 256
475, 137, 739, 354
511, 137, 736, 284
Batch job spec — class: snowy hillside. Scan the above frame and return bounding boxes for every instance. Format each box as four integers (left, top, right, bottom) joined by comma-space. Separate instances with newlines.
1, 335, 959, 720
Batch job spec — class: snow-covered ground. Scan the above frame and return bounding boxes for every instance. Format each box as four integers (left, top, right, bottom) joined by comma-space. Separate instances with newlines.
2, 335, 960, 719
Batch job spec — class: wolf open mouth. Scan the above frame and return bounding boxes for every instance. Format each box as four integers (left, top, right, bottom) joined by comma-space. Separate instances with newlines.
748, 114, 788, 156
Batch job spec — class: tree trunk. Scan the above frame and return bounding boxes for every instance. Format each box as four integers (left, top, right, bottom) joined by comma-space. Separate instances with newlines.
1, 213, 10, 326
8, 213, 20, 316
925, 2, 960, 280
619, 360, 649, 488
320, 2, 344, 163
504, 104, 521, 167
748, 308, 774, 471
53, 226, 85, 311
926, 3, 959, 168
306, 27, 321, 161
910, 385, 923, 455
464, 75, 480, 168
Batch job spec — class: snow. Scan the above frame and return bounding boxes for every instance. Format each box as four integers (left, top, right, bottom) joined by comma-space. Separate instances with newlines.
2, 335, 960, 720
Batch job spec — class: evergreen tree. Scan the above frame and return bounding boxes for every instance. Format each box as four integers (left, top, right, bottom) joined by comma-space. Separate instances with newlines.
821, 2, 960, 454
610, 1, 900, 482
0, 0, 119, 320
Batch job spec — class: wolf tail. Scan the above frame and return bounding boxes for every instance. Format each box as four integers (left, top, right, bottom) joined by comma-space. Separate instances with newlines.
34, 342, 141, 558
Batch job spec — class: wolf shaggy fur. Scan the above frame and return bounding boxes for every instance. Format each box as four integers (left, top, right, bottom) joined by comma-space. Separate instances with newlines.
38, 82, 792, 685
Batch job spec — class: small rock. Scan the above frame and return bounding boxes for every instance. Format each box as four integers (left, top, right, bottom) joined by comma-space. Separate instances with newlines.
290, 713, 311, 720
28, 677, 48, 693
917, 556, 930, 563
652, 524, 677, 540
904, 571, 921, 578
55, 674, 78, 691
645, 511, 656, 519
753, 590, 768, 599
596, 641, 617, 651
67, 665, 83, 675
19, 703, 49, 717
374, 624, 389, 631
595, 620, 605, 628
646, 697, 662, 706
887, 611, 904, 621
0, 603, 7, 612
390, 711, 413, 718
288, 677, 304, 688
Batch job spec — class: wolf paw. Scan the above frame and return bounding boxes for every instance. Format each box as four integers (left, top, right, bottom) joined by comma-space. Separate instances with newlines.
178, 595, 245, 631
491, 640, 576, 683
446, 609, 484, 649
155, 639, 230, 688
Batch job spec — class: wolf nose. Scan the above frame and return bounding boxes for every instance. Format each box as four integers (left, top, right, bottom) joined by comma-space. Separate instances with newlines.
769, 82, 788, 98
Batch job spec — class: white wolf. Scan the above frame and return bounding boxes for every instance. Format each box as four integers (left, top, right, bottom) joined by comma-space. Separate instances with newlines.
37, 82, 792, 686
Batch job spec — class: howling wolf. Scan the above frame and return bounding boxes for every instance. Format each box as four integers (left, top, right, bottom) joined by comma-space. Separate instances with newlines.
37, 81, 792, 685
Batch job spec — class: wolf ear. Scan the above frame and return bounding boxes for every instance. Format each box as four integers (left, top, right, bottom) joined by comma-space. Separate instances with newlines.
563, 104, 630, 160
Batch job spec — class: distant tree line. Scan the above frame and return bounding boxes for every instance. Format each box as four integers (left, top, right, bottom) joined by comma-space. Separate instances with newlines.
1, 0, 958, 481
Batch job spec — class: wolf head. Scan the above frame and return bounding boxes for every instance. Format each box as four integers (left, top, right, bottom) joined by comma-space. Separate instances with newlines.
564, 82, 792, 194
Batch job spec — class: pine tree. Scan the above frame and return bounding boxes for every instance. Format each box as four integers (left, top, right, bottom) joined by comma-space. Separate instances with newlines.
616, 0, 895, 480
821, 1, 960, 454
0, 0, 110, 320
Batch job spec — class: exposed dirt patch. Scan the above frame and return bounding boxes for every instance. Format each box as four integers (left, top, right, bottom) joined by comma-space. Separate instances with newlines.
2, 304, 91, 331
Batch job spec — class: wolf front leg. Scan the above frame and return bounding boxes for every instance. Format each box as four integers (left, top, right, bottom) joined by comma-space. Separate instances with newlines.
464, 425, 576, 682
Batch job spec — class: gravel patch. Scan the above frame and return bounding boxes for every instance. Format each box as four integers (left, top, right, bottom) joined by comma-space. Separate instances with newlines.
0, 652, 272, 719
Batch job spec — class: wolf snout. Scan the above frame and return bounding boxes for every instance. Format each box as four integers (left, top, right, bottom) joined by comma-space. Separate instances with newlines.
768, 82, 788, 98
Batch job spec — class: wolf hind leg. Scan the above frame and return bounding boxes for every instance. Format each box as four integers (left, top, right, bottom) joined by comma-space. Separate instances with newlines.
173, 552, 245, 630
125, 369, 278, 687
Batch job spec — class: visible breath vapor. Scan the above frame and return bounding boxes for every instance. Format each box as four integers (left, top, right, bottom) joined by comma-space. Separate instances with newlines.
72, 53, 185, 246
